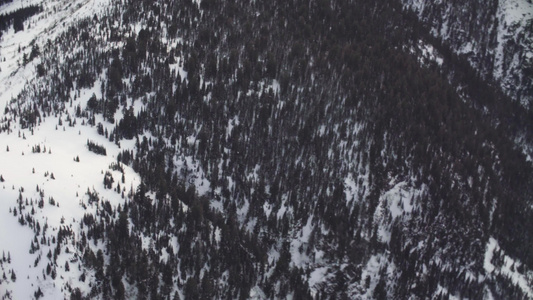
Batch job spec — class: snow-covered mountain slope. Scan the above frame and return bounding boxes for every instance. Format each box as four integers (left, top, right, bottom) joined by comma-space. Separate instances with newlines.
0, 102, 142, 299
0, 1, 142, 299
0, 0, 111, 107
1, 0, 533, 299
402, 0, 533, 108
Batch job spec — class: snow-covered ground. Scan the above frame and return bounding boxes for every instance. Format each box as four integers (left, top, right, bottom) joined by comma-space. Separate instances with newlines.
412, 39, 444, 67
0, 0, 215, 297
0, 0, 146, 298
484, 237, 533, 298
494, 0, 533, 107
0, 0, 112, 109
0, 104, 141, 299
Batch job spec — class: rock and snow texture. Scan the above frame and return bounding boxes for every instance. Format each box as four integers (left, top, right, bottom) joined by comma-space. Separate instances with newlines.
402, 0, 533, 107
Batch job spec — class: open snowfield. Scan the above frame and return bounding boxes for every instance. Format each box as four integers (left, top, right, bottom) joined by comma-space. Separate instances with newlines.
0, 0, 145, 298
0, 109, 141, 299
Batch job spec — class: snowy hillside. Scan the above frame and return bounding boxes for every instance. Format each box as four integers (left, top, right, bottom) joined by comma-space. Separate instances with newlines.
402, 0, 533, 108
1, 0, 533, 299
0, 0, 111, 98
0, 99, 142, 299
0, 1, 140, 298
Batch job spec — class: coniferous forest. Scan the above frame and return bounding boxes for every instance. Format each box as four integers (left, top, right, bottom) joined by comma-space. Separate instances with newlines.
0, 0, 532, 299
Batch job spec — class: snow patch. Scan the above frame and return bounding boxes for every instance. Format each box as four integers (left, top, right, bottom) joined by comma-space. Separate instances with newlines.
484, 237, 533, 298
308, 267, 328, 290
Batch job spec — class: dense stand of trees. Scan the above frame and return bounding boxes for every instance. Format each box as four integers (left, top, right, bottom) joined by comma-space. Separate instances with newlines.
0, 5, 40, 35
401, 0, 533, 108
2, 0, 532, 299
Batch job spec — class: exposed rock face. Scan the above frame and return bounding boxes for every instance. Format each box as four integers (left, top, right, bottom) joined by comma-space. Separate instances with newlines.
403, 0, 533, 108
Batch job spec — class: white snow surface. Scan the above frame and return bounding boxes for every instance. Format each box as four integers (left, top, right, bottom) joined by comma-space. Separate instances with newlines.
411, 39, 444, 67
0, 101, 142, 299
0, 0, 112, 107
374, 181, 422, 244
290, 216, 313, 268
308, 266, 328, 292
0, 0, 149, 299
483, 237, 533, 298
494, 0, 533, 106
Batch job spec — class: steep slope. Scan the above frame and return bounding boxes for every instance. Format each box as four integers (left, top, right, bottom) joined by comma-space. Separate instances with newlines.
0, 0, 142, 299
0, 0, 532, 299
402, 0, 533, 108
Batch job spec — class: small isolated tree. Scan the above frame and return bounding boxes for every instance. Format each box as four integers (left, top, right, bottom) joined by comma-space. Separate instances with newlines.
65, 261, 70, 272
34, 287, 43, 299
173, 292, 181, 300
37, 64, 45, 77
